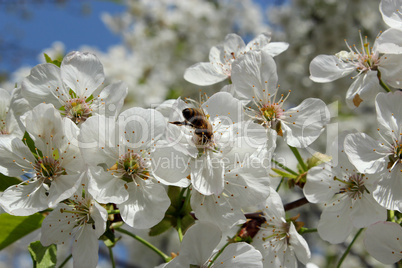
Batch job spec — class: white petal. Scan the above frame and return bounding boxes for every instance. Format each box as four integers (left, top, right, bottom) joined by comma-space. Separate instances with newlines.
246, 33, 272, 50
0, 137, 35, 177
97, 81, 128, 117
72, 225, 99, 268
119, 180, 170, 229
364, 221, 402, 264
23, 103, 65, 153
376, 28, 402, 53
262, 42, 289, 57
350, 194, 387, 228
380, 0, 402, 28
151, 143, 190, 185
202, 92, 244, 123
317, 198, 353, 244
47, 174, 82, 207
214, 243, 263, 267
224, 33, 246, 55
231, 50, 278, 100
173, 222, 221, 267
0, 180, 47, 216
190, 153, 225, 196
21, 63, 65, 107
375, 91, 402, 137
344, 133, 389, 174
118, 107, 166, 150
261, 187, 286, 219
288, 223, 311, 265
345, 72, 382, 108
61, 51, 105, 98
304, 165, 338, 203
309, 55, 355, 82
373, 167, 402, 211
378, 54, 402, 87
191, 192, 246, 230
40, 203, 75, 246
78, 115, 118, 167
87, 166, 129, 204
281, 98, 330, 148
184, 62, 227, 86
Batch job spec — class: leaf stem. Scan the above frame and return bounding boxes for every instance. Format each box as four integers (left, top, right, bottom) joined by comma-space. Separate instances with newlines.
208, 241, 230, 267
377, 70, 392, 92
108, 246, 116, 268
58, 254, 72, 268
115, 227, 170, 262
299, 227, 317, 234
288, 146, 307, 171
177, 217, 184, 242
108, 209, 120, 215
336, 228, 364, 268
271, 159, 299, 176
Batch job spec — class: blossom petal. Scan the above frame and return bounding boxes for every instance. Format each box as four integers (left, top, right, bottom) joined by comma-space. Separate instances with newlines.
224, 33, 246, 55
380, 0, 402, 28
214, 243, 263, 267
47, 174, 82, 207
202, 91, 244, 123
376, 28, 402, 53
373, 167, 402, 212
378, 54, 402, 87
190, 153, 225, 196
87, 166, 129, 204
350, 194, 387, 227
119, 180, 170, 229
364, 221, 402, 264
183, 62, 227, 86
232, 50, 278, 100
61, 51, 105, 98
375, 91, 402, 137
0, 180, 47, 216
304, 165, 338, 203
262, 42, 289, 56
344, 133, 389, 174
317, 197, 353, 244
288, 223, 311, 265
191, 192, 246, 230
21, 63, 65, 107
345, 72, 381, 108
72, 225, 100, 268
97, 81, 128, 117
281, 98, 330, 148
0, 137, 35, 177
309, 55, 355, 83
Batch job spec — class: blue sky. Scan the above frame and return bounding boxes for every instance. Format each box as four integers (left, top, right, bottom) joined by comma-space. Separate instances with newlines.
0, 1, 125, 72
0, 0, 283, 74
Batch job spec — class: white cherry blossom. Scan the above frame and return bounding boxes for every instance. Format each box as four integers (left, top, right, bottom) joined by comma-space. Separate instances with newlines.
21, 51, 128, 125
184, 33, 288, 86
165, 92, 268, 196
0, 88, 27, 141
232, 50, 330, 148
79, 107, 188, 228
40, 187, 107, 268
304, 132, 387, 244
310, 31, 402, 107
253, 188, 311, 267
162, 221, 263, 268
0, 103, 83, 216
344, 91, 402, 212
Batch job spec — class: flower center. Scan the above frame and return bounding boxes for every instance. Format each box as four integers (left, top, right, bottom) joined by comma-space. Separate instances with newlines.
33, 156, 65, 184
336, 33, 381, 74
109, 152, 150, 181
338, 173, 369, 199
259, 104, 284, 136
64, 98, 92, 124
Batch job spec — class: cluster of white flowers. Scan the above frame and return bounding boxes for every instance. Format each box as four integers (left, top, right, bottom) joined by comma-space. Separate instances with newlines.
0, 0, 401, 268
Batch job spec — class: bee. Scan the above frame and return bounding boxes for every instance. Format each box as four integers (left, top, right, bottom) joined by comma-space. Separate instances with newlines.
170, 108, 213, 144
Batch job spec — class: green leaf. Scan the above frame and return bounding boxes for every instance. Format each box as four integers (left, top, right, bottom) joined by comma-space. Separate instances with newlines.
271, 168, 298, 179
43, 53, 61, 68
0, 213, 45, 250
149, 217, 173, 236
28, 241, 57, 268
180, 214, 195, 234
0, 173, 22, 191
